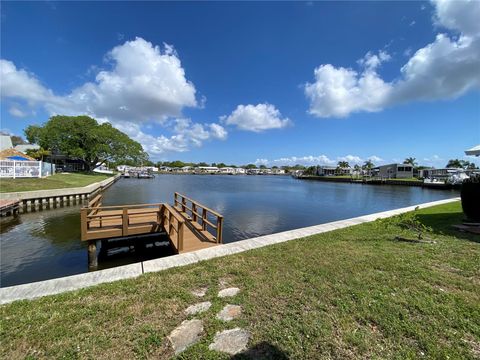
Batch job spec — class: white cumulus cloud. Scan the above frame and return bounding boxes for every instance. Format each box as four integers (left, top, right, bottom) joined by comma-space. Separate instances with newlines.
305, 0, 480, 118
0, 37, 227, 156
115, 118, 227, 155
221, 103, 291, 132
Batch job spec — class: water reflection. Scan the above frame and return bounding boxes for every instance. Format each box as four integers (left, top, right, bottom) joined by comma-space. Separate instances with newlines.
1, 175, 458, 286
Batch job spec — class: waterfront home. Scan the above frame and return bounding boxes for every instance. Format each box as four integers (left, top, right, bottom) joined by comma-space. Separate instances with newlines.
373, 163, 413, 179
14, 144, 40, 153
0, 135, 13, 151
316, 166, 352, 176
195, 166, 219, 174
246, 168, 262, 175
420, 168, 466, 180
180, 166, 194, 173
219, 167, 236, 174
272, 168, 285, 175
235, 167, 246, 174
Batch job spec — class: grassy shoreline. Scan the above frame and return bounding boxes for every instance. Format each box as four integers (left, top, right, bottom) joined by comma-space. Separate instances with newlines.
0, 173, 112, 193
1, 201, 479, 359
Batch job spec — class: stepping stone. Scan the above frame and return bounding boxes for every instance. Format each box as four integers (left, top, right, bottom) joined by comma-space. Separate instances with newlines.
191, 287, 208, 297
208, 328, 250, 355
218, 287, 240, 298
185, 301, 212, 316
168, 319, 203, 355
216, 304, 242, 321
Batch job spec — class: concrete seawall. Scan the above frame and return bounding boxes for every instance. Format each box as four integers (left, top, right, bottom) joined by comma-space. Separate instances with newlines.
0, 197, 459, 305
0, 174, 120, 211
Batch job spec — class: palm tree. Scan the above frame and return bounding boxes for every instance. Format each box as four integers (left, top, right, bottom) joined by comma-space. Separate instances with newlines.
362, 160, 375, 176
403, 157, 418, 167
337, 161, 349, 169
362, 160, 374, 170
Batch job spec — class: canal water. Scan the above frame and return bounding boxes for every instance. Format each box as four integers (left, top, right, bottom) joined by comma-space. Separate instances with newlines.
1, 175, 458, 287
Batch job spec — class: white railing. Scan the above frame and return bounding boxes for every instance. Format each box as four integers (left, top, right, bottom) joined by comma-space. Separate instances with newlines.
0, 160, 42, 178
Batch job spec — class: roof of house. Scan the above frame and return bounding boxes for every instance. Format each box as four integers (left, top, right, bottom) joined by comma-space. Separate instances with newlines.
0, 135, 13, 151
14, 144, 40, 153
0, 148, 36, 161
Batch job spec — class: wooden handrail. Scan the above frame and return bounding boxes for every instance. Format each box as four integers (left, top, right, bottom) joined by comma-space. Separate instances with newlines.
84, 202, 164, 210
174, 192, 223, 244
174, 192, 223, 217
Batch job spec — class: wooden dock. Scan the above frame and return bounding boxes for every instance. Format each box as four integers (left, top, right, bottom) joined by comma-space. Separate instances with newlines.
80, 193, 223, 268
0, 199, 20, 217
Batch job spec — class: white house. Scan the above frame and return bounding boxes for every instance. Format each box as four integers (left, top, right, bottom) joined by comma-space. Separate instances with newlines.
219, 167, 236, 174
373, 163, 413, 179
195, 166, 219, 174
272, 168, 286, 175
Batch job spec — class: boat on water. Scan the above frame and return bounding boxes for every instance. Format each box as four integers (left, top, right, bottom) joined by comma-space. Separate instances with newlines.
122, 172, 130, 178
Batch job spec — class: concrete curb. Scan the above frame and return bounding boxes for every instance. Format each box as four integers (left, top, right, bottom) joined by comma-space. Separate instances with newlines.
0, 197, 460, 305
0, 174, 120, 201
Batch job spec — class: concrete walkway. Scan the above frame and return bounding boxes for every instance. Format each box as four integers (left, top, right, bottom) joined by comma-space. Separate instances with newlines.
0, 197, 460, 304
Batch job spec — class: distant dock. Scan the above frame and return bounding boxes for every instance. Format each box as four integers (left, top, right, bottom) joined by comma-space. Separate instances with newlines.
296, 175, 454, 189
0, 199, 20, 217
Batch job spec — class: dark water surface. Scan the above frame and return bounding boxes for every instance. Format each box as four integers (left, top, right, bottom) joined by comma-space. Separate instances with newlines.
1, 175, 458, 287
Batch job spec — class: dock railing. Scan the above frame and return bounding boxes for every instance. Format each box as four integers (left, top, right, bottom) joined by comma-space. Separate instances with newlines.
80, 202, 165, 241
174, 192, 223, 244
161, 204, 185, 252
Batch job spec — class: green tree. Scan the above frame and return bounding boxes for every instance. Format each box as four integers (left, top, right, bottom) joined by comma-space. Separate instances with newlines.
446, 159, 464, 168
169, 160, 186, 168
10, 135, 28, 146
26, 147, 51, 161
259, 165, 267, 169
245, 164, 257, 169
337, 161, 350, 169
25, 115, 147, 171
197, 162, 209, 167
403, 157, 418, 167
217, 163, 227, 168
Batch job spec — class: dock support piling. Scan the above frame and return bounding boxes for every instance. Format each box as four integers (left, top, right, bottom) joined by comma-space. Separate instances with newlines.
88, 241, 98, 269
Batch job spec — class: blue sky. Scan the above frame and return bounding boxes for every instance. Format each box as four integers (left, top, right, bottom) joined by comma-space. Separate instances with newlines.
1, 1, 479, 167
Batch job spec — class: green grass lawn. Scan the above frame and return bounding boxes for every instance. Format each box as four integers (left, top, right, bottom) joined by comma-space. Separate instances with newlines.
1, 202, 479, 359
0, 173, 112, 193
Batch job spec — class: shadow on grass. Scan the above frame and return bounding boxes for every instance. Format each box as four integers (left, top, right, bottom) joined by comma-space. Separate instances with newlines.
417, 212, 480, 243
231, 341, 289, 359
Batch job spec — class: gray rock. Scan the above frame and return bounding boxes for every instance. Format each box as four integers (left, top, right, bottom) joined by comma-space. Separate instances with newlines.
216, 304, 242, 321
184, 301, 212, 315
208, 328, 250, 355
218, 287, 240, 298
191, 287, 208, 297
168, 319, 203, 354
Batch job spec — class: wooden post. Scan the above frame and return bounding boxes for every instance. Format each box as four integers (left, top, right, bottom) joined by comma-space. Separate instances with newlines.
217, 216, 223, 244
158, 204, 163, 231
178, 221, 184, 252
182, 197, 186, 213
122, 208, 128, 236
192, 203, 197, 222
88, 240, 98, 269
169, 212, 173, 238
174, 192, 178, 207
80, 208, 88, 241
202, 208, 207, 231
